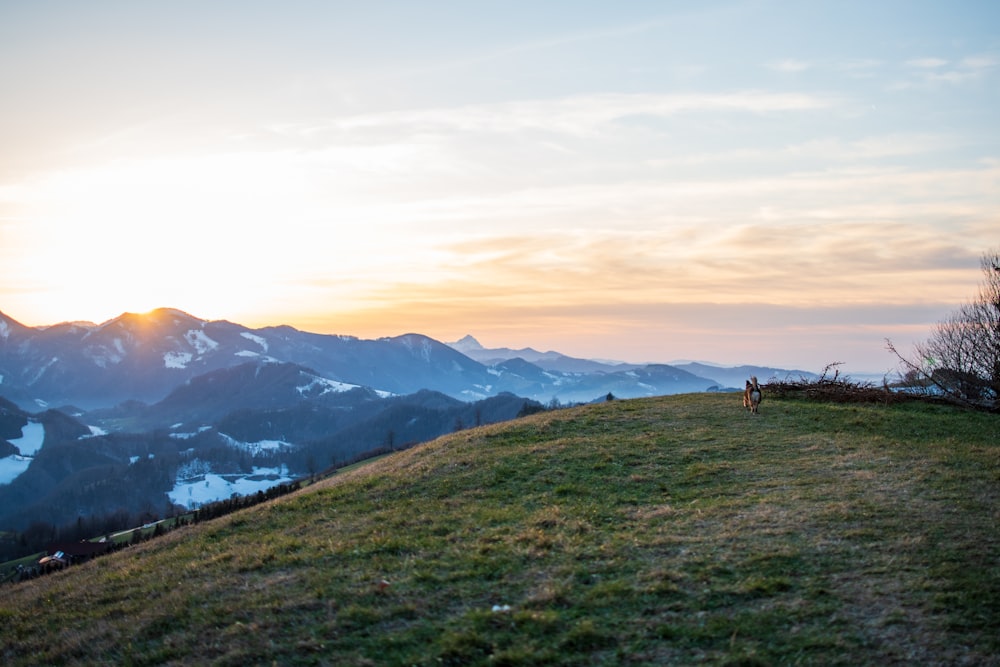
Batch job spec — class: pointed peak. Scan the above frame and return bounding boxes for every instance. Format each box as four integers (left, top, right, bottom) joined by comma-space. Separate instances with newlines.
449, 335, 483, 351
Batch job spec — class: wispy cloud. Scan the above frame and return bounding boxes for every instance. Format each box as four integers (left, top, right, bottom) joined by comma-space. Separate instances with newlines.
339, 169, 993, 317
330, 92, 834, 137
783, 133, 963, 160
961, 55, 1000, 70
895, 52, 999, 88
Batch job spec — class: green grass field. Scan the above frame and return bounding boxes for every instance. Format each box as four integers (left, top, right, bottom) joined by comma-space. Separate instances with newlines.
1, 393, 997, 666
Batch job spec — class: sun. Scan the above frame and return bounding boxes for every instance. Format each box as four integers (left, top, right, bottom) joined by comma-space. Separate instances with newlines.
0, 152, 316, 327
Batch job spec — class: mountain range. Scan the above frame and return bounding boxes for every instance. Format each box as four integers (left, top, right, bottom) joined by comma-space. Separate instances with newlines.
0, 307, 816, 537
0, 307, 814, 411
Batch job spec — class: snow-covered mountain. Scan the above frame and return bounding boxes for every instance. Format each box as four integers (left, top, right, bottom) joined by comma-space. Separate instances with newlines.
0, 309, 503, 409
0, 309, 733, 410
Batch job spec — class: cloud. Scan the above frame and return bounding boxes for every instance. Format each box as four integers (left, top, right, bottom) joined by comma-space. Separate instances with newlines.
895, 52, 999, 88
768, 59, 811, 73
300, 213, 977, 371
329, 92, 834, 137
337, 201, 988, 323
924, 71, 980, 85
961, 55, 1000, 70
906, 57, 948, 69
782, 133, 962, 161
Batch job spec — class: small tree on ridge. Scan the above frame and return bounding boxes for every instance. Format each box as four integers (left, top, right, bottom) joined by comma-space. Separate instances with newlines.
888, 247, 1000, 409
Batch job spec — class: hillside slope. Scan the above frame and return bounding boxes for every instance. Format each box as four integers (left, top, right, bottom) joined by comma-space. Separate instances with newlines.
1, 394, 997, 666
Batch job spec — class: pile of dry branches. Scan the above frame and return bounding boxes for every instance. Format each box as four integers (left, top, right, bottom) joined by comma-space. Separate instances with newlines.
764, 363, 937, 407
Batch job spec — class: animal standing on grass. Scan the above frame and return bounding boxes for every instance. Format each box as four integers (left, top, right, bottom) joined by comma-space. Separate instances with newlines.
743, 376, 762, 414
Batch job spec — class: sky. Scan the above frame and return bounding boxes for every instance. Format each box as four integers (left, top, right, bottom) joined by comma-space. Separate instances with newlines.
1, 1, 997, 374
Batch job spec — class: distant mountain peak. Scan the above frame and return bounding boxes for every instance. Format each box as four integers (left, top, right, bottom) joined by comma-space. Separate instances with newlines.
150, 306, 201, 319
132, 307, 204, 324
449, 335, 484, 352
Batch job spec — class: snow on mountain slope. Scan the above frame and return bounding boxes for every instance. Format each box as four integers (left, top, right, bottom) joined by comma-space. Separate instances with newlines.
0, 420, 45, 485
241, 332, 268, 352
164, 352, 193, 369
185, 328, 219, 355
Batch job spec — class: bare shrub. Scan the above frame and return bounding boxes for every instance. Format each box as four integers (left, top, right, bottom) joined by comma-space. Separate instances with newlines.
887, 248, 1000, 412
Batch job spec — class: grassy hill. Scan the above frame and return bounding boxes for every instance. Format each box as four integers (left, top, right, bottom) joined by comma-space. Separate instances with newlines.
1, 393, 997, 666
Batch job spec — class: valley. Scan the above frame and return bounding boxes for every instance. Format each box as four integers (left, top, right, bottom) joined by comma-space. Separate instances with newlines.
0, 308, 818, 538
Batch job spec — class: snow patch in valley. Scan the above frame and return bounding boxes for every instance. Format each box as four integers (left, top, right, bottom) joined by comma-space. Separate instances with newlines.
0, 421, 46, 485
170, 425, 213, 440
220, 433, 294, 455
0, 457, 31, 485
168, 465, 294, 509
11, 421, 45, 457
79, 424, 108, 439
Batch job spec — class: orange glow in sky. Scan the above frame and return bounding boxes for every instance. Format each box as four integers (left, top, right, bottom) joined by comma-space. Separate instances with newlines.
1, 2, 997, 372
